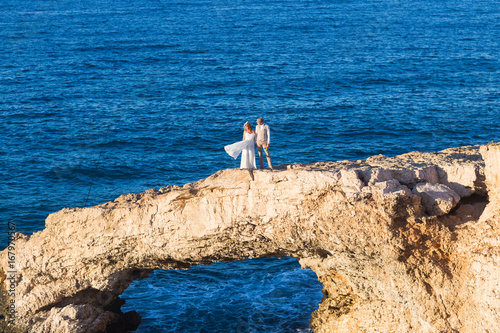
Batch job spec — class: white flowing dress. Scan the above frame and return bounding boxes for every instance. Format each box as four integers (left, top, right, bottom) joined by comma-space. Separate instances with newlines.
224, 132, 257, 169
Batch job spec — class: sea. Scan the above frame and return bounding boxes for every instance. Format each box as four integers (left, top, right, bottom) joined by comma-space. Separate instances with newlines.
1, 0, 499, 331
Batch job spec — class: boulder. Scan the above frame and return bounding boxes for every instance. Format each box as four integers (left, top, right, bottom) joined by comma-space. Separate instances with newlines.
412, 182, 461, 216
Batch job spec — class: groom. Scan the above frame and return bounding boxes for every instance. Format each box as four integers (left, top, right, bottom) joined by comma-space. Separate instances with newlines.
255, 117, 273, 170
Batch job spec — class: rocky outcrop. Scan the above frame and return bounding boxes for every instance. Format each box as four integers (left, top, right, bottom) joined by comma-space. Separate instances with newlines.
1, 144, 500, 332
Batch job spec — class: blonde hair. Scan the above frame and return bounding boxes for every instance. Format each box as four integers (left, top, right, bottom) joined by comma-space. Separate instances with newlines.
244, 122, 253, 132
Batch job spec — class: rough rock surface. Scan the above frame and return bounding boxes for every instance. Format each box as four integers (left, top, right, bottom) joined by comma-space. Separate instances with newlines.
1, 144, 500, 333
412, 182, 460, 216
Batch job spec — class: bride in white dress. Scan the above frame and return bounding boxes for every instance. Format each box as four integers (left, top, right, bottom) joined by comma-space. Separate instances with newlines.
224, 122, 257, 175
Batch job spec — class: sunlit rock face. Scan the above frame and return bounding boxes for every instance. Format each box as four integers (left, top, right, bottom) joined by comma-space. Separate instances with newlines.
2, 144, 500, 333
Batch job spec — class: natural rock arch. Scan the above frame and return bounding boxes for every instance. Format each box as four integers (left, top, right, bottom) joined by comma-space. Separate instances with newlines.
1, 145, 500, 332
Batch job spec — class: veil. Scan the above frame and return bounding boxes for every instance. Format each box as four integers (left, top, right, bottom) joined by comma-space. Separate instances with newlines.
224, 140, 254, 159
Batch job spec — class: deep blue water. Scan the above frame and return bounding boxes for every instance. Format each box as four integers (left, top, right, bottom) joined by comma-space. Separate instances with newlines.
1, 0, 499, 331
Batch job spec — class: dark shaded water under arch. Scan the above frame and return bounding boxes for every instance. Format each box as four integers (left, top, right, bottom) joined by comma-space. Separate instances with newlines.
1, 0, 499, 331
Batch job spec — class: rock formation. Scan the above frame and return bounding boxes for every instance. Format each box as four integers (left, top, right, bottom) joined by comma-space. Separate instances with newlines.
1, 144, 500, 332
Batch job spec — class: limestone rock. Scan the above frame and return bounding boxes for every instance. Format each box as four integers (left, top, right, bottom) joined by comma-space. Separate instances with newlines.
412, 182, 461, 216
33, 305, 120, 333
1, 144, 499, 333
481, 144, 500, 204
363, 179, 412, 199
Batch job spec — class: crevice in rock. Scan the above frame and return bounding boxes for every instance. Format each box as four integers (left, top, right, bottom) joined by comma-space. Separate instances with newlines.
449, 193, 489, 214
105, 311, 141, 333
35, 268, 153, 315
439, 193, 489, 229
35, 288, 120, 316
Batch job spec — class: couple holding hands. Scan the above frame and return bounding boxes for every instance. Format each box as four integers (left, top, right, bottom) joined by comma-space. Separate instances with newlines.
224, 117, 273, 179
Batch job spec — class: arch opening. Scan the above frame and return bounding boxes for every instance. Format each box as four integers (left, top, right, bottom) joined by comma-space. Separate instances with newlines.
121, 257, 323, 332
